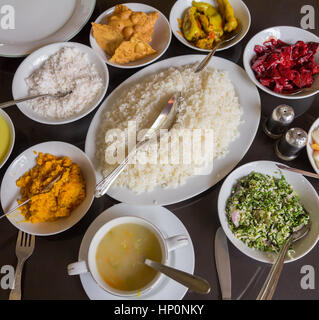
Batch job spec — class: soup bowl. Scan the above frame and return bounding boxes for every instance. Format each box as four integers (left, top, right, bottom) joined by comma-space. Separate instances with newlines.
67, 216, 189, 297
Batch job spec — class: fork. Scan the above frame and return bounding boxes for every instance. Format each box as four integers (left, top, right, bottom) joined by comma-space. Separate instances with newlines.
9, 231, 35, 300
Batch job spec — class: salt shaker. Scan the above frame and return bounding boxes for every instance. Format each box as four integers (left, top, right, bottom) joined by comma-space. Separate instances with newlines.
263, 105, 295, 139
275, 128, 307, 161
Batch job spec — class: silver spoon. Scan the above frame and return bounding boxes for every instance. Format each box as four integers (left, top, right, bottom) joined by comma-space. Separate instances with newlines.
0, 91, 72, 109
145, 258, 211, 294
279, 51, 319, 96
0, 173, 63, 220
281, 74, 319, 96
94, 92, 181, 198
195, 21, 243, 73
256, 223, 310, 300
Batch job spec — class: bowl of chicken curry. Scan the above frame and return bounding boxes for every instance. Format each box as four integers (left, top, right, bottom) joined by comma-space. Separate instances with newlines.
170, 0, 251, 51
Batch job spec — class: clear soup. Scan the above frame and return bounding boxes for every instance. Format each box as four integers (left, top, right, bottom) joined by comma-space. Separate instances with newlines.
96, 223, 163, 292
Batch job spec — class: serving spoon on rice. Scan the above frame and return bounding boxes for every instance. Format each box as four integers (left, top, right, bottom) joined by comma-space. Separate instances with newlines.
0, 91, 72, 109
94, 92, 182, 198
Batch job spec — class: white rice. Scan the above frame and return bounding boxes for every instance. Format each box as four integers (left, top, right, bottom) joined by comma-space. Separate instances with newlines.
26, 47, 103, 119
96, 64, 242, 193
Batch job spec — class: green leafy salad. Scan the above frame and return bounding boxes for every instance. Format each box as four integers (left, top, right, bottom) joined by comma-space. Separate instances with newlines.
226, 172, 310, 252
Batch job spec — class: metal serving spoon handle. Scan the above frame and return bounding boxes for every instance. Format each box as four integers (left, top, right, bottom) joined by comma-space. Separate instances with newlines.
144, 259, 211, 294
0, 91, 72, 109
256, 224, 310, 300
194, 42, 222, 73
195, 21, 243, 73
276, 164, 319, 180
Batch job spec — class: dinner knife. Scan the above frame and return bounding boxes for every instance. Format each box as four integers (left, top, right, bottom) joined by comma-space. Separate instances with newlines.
215, 227, 231, 300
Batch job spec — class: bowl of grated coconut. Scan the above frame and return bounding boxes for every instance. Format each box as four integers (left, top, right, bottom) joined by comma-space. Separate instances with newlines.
12, 42, 109, 125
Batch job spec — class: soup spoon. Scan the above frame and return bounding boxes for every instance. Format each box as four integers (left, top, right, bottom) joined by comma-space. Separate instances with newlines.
145, 258, 211, 294
195, 21, 243, 73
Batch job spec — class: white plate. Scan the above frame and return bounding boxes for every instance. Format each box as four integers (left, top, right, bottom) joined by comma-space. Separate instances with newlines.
0, 141, 96, 236
77, 203, 195, 300
12, 42, 109, 125
243, 26, 319, 99
0, 109, 15, 169
0, 0, 96, 57
89, 3, 171, 68
169, 0, 251, 52
85, 54, 261, 206
218, 160, 319, 263
307, 117, 319, 174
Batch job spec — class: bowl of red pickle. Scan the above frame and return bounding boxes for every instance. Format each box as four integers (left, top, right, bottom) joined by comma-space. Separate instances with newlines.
244, 26, 319, 99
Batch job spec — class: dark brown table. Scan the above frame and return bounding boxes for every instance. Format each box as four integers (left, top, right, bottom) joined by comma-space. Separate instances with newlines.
0, 0, 319, 300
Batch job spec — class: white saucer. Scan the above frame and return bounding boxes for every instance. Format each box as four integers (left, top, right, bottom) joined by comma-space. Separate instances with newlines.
78, 203, 195, 300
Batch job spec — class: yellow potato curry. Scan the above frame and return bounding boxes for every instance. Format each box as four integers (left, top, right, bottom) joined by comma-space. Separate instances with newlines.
16, 153, 86, 223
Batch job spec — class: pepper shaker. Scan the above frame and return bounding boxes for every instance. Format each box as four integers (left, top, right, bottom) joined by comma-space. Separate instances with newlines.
275, 128, 307, 161
263, 105, 295, 139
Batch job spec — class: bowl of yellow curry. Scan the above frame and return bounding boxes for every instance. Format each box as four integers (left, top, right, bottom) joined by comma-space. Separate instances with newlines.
0, 109, 15, 169
170, 0, 251, 52
0, 141, 96, 236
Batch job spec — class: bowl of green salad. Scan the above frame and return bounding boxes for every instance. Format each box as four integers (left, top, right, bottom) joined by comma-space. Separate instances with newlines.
218, 160, 319, 263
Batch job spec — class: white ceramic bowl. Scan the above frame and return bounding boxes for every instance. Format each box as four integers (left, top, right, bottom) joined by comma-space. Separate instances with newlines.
307, 117, 319, 174
243, 26, 319, 99
89, 3, 172, 68
169, 0, 251, 52
218, 160, 319, 263
12, 42, 109, 125
0, 141, 96, 236
68, 215, 189, 297
0, 109, 15, 169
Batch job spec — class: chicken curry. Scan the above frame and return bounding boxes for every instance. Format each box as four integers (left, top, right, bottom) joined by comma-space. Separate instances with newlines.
181, 0, 238, 50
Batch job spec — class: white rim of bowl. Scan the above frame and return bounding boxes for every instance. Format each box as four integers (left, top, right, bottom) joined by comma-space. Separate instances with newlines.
12, 42, 109, 125
243, 25, 319, 99
89, 3, 172, 69
169, 0, 251, 52
0, 109, 15, 169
